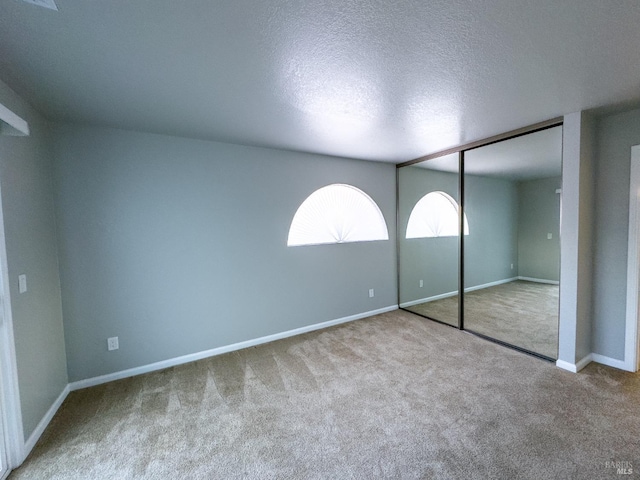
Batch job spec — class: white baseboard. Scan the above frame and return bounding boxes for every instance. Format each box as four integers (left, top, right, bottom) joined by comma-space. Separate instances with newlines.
400, 291, 457, 308
590, 353, 629, 371
556, 354, 592, 373
555, 359, 579, 373
19, 306, 399, 467
556, 352, 632, 373
517, 276, 559, 285
21, 384, 70, 463
575, 354, 593, 371
70, 305, 398, 391
464, 277, 518, 293
400, 277, 518, 308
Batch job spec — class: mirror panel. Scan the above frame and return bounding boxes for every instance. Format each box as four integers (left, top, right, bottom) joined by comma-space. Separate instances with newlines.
463, 126, 562, 358
398, 153, 460, 327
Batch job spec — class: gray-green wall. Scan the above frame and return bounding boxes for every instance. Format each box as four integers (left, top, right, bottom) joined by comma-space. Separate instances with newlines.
464, 174, 519, 288
51, 124, 397, 382
592, 108, 640, 360
0, 80, 67, 439
517, 176, 561, 281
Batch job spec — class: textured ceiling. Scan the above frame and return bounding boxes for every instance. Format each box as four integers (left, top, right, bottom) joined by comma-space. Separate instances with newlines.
413, 126, 562, 180
464, 126, 563, 180
1, 1, 639, 162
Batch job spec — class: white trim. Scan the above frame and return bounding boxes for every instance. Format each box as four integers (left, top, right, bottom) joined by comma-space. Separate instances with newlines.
590, 353, 629, 371
556, 352, 631, 373
517, 276, 559, 285
625, 144, 640, 372
555, 354, 592, 373
575, 354, 593, 372
464, 277, 518, 293
400, 290, 457, 308
0, 176, 25, 470
5, 305, 401, 468
400, 277, 518, 308
21, 385, 69, 463
0, 104, 29, 137
70, 305, 398, 391
555, 359, 578, 373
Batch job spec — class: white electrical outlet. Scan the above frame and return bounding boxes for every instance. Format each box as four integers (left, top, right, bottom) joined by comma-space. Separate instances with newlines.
547, 233, 553, 240
510, 264, 514, 270
368, 288, 374, 298
419, 279, 423, 288
18, 274, 27, 293
107, 337, 119, 351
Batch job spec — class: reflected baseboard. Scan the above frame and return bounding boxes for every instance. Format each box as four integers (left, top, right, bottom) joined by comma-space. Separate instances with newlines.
400, 277, 519, 308
400, 290, 458, 308
518, 276, 559, 285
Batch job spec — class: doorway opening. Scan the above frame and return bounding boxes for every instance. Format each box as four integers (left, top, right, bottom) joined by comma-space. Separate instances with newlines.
0, 102, 30, 478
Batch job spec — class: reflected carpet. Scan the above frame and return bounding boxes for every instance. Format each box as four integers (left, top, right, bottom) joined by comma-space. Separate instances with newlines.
406, 280, 558, 358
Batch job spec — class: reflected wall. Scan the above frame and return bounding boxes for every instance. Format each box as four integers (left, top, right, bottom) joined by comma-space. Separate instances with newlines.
398, 153, 460, 327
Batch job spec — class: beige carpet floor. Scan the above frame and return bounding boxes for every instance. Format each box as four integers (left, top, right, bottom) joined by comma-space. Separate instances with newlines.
10, 309, 639, 479
405, 280, 559, 358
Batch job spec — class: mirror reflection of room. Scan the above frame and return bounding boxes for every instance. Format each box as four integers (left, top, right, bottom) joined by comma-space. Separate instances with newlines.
463, 127, 561, 359
398, 153, 461, 327
398, 126, 562, 360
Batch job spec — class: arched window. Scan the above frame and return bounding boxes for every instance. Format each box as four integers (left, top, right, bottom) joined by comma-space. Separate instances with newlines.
287, 184, 389, 246
406, 191, 469, 238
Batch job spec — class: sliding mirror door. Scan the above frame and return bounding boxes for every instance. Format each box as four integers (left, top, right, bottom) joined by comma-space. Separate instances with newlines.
398, 153, 461, 327
463, 126, 562, 359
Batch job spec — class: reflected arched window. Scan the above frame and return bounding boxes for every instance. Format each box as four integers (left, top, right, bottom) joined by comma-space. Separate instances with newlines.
288, 184, 389, 246
406, 191, 469, 238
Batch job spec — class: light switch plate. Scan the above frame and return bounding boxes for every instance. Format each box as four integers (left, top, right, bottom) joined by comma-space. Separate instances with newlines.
18, 274, 27, 293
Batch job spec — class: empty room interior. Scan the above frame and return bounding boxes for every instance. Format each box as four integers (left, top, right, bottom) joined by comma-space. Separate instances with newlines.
0, 1, 639, 479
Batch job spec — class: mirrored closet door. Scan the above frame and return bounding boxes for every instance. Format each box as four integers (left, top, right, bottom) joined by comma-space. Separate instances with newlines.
398, 153, 461, 327
397, 124, 562, 360
463, 127, 562, 359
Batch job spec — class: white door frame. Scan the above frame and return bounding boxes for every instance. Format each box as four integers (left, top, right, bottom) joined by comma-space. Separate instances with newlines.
0, 111, 27, 476
624, 145, 640, 372
0, 380, 7, 480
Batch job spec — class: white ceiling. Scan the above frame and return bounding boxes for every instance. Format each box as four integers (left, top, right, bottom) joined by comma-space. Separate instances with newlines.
465, 126, 563, 180
1, 1, 639, 163
413, 126, 562, 180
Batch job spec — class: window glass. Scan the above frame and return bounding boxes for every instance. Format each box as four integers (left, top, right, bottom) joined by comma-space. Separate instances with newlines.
288, 184, 389, 246
406, 191, 468, 238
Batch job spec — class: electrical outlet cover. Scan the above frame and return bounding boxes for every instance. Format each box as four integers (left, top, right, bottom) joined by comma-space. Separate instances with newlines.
107, 337, 119, 351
